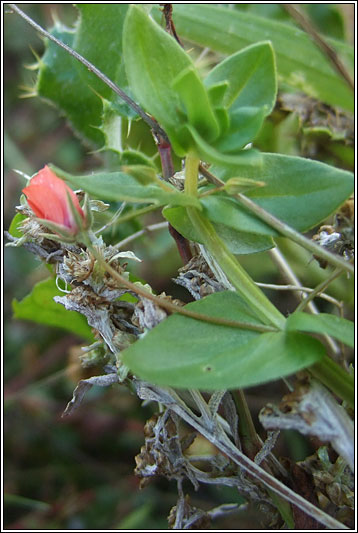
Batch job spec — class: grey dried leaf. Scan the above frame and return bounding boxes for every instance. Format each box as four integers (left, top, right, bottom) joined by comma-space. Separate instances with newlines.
62, 372, 119, 417
259, 380, 354, 471
221, 392, 240, 449
174, 254, 226, 300
254, 430, 280, 466
132, 297, 168, 331
54, 290, 117, 352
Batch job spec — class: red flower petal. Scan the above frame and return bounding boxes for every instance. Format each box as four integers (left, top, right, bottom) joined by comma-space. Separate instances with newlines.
23, 166, 85, 233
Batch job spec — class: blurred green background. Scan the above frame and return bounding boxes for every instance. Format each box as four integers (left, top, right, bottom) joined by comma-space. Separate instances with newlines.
4, 4, 354, 530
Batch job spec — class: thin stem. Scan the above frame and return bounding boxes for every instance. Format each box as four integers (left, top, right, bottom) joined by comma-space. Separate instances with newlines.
236, 193, 354, 275
8, 4, 169, 142
185, 154, 285, 328
198, 167, 354, 274
86, 243, 278, 333
256, 282, 342, 309
114, 221, 168, 249
113, 204, 161, 225
283, 4, 354, 91
232, 390, 261, 460
269, 247, 340, 355
294, 268, 343, 313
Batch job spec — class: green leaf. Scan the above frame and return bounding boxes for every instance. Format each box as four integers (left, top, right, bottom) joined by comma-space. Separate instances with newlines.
204, 41, 277, 113
12, 278, 94, 341
171, 66, 220, 142
121, 291, 324, 389
122, 5, 198, 155
214, 107, 267, 153
163, 206, 274, 254
304, 4, 345, 40
37, 24, 104, 146
37, 6, 146, 153
211, 153, 354, 233
52, 165, 201, 208
73, 4, 135, 118
185, 123, 263, 168
169, 4, 354, 112
8, 213, 27, 238
200, 196, 276, 237
286, 312, 354, 348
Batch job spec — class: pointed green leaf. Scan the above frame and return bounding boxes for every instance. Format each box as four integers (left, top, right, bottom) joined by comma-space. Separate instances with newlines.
123, 5, 195, 154
171, 66, 220, 142
287, 312, 354, 348
73, 4, 135, 118
52, 166, 200, 208
205, 41, 277, 114
210, 153, 353, 233
163, 206, 274, 254
37, 24, 104, 146
186, 123, 263, 168
12, 278, 94, 341
214, 106, 267, 153
122, 291, 324, 389
123, 5, 219, 155
8, 213, 27, 238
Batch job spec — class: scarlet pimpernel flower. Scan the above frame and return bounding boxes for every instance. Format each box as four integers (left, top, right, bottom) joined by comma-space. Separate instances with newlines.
22, 165, 86, 235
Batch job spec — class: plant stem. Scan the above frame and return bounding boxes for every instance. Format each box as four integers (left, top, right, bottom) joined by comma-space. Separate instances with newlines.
200, 166, 354, 274
113, 204, 160, 225
294, 267, 343, 313
184, 154, 285, 328
184, 155, 354, 406
236, 193, 354, 275
232, 390, 261, 459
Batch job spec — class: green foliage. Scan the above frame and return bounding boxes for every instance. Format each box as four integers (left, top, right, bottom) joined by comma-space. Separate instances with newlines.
37, 24, 104, 146
287, 312, 354, 348
121, 291, 325, 389
12, 278, 94, 341
8, 4, 354, 408
211, 153, 354, 232
51, 165, 201, 208
169, 4, 353, 112
163, 205, 275, 255
8, 213, 27, 238
123, 6, 277, 166
73, 4, 133, 118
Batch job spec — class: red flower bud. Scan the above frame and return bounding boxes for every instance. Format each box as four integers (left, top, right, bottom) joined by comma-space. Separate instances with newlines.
22, 166, 85, 234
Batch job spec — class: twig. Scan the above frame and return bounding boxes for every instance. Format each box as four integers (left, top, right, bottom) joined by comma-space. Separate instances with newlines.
237, 193, 354, 274
256, 281, 342, 309
8, 4, 170, 143
87, 243, 278, 333
268, 247, 340, 356
198, 166, 354, 274
295, 267, 344, 313
282, 4, 354, 91
114, 221, 168, 249
135, 381, 349, 530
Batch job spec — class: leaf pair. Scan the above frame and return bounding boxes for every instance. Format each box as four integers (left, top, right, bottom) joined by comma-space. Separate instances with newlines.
123, 5, 277, 166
